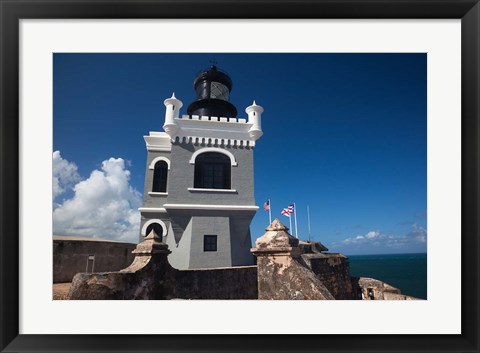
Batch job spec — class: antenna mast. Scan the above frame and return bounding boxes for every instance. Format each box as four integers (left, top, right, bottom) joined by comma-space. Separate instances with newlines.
307, 205, 311, 242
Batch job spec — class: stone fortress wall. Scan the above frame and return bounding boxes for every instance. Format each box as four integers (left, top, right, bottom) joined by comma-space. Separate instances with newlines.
62, 220, 420, 300
53, 236, 136, 283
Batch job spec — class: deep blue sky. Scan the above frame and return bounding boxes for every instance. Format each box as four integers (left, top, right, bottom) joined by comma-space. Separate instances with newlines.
53, 53, 427, 255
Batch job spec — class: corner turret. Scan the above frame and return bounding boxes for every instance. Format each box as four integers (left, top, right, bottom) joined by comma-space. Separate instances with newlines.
163, 92, 183, 137
246, 100, 264, 140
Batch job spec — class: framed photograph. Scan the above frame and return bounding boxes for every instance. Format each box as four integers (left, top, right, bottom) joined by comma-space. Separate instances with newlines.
1, 0, 479, 352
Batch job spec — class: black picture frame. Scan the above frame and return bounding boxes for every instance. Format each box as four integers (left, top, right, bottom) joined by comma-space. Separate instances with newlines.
1, 1, 478, 352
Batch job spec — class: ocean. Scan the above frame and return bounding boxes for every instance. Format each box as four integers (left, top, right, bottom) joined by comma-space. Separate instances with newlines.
347, 253, 427, 299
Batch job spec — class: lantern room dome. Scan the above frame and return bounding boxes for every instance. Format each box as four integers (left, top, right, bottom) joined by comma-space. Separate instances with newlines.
187, 65, 238, 118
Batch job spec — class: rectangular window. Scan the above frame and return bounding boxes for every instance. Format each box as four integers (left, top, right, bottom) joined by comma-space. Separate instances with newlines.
204, 235, 217, 252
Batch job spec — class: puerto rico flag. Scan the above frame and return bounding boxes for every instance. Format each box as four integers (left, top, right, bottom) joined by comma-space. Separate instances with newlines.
281, 208, 291, 217
263, 200, 270, 211
288, 204, 295, 213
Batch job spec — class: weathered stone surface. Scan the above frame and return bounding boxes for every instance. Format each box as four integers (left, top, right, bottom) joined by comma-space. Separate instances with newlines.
299, 240, 328, 253
68, 230, 176, 300
254, 255, 334, 300
254, 218, 299, 250
252, 219, 334, 300
302, 253, 354, 300
52, 283, 71, 300
351, 277, 421, 300
383, 292, 420, 300
174, 266, 257, 299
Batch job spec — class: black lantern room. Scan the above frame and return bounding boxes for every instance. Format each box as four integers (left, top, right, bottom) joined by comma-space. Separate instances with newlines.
187, 65, 238, 118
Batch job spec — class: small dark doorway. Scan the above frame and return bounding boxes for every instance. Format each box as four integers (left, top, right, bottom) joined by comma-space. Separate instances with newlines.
146, 223, 163, 237
85, 255, 95, 273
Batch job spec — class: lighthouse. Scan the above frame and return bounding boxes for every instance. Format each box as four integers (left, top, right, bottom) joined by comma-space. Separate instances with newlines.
138, 65, 264, 269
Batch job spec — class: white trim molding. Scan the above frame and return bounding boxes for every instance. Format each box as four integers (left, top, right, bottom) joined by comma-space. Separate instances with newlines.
189, 147, 238, 166
147, 146, 172, 152
138, 207, 167, 213
163, 203, 259, 211
148, 192, 168, 196
141, 219, 168, 237
149, 157, 171, 170
188, 188, 237, 193
144, 132, 172, 152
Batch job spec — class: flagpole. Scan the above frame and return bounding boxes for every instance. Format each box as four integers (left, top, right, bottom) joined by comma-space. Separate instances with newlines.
289, 214, 292, 235
294, 202, 298, 239
307, 205, 311, 242
268, 199, 272, 224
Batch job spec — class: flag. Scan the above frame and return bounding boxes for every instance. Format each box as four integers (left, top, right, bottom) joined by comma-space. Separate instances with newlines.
288, 204, 295, 213
263, 200, 270, 211
265, 199, 272, 224
281, 208, 291, 217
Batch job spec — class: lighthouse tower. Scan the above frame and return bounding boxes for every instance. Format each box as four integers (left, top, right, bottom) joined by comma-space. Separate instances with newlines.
138, 65, 264, 270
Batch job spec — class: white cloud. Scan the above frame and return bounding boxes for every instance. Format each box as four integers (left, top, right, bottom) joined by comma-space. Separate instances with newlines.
53, 154, 142, 243
338, 225, 427, 250
52, 151, 81, 199
409, 223, 427, 243
343, 230, 380, 245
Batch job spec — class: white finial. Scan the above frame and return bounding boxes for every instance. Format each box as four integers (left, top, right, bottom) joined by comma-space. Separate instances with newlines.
253, 100, 257, 106
172, 92, 176, 99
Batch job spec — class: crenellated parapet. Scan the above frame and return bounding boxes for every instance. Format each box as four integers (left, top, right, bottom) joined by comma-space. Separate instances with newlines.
160, 93, 264, 148
180, 114, 248, 123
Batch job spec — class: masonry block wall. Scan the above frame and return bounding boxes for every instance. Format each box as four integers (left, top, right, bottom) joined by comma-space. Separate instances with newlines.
302, 253, 354, 300
53, 237, 135, 283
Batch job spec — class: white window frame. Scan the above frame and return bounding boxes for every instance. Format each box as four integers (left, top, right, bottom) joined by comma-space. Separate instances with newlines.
141, 219, 168, 237
189, 147, 238, 166
149, 156, 171, 170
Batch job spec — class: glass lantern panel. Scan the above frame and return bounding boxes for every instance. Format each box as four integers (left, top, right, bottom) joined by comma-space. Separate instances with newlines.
210, 81, 229, 100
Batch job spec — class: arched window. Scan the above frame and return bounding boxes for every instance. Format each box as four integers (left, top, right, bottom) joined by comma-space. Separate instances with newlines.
194, 152, 231, 189
152, 161, 168, 192
145, 222, 163, 237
